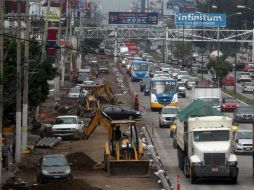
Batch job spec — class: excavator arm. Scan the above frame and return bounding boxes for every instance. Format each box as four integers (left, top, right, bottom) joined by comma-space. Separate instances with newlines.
84, 110, 112, 139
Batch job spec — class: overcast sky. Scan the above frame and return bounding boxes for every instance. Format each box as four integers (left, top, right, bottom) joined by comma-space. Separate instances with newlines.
99, 0, 133, 14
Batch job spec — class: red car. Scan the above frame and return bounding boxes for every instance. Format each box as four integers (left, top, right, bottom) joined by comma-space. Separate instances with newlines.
221, 97, 240, 112
222, 76, 235, 86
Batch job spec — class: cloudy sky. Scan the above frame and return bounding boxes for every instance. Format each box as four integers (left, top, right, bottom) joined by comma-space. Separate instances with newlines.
99, 0, 133, 13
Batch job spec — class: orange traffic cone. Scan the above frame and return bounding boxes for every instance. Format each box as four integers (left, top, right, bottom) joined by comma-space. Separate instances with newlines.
177, 175, 180, 190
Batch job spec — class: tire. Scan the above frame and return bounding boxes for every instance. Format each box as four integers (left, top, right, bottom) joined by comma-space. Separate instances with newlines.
170, 130, 173, 138
177, 147, 184, 171
173, 135, 177, 149
231, 177, 238, 184
190, 171, 196, 184
151, 108, 155, 112
183, 156, 190, 178
128, 115, 134, 120
37, 176, 44, 184
104, 153, 109, 172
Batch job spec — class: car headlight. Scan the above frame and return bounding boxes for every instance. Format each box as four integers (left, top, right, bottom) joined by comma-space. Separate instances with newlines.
42, 170, 49, 175
65, 168, 71, 174
227, 161, 238, 166
136, 111, 141, 115
236, 142, 243, 146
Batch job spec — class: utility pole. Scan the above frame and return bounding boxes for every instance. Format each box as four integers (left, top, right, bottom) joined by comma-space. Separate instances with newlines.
0, 0, 4, 184
54, 1, 62, 100
41, 0, 50, 60
16, 0, 22, 163
22, 0, 30, 152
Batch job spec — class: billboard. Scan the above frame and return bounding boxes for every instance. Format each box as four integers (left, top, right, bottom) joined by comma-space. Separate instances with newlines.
109, 12, 158, 25
176, 13, 226, 27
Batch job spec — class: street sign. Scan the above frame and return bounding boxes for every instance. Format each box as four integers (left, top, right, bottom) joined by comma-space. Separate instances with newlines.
108, 12, 158, 25
176, 13, 226, 27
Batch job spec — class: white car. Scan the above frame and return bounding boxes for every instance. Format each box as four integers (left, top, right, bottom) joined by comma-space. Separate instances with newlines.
242, 82, 254, 93
177, 81, 186, 98
176, 71, 189, 81
180, 75, 191, 83
51, 115, 84, 140
159, 106, 178, 128
237, 72, 252, 83
68, 86, 82, 99
233, 129, 253, 154
187, 77, 198, 90
171, 69, 180, 79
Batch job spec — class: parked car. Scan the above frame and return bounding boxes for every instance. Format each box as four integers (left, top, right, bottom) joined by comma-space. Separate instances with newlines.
186, 77, 198, 90
237, 72, 252, 83
51, 115, 84, 139
159, 106, 178, 128
68, 86, 88, 99
233, 130, 253, 154
242, 82, 254, 93
233, 106, 254, 123
37, 154, 73, 184
176, 81, 186, 98
102, 105, 142, 120
222, 76, 235, 86
220, 97, 240, 112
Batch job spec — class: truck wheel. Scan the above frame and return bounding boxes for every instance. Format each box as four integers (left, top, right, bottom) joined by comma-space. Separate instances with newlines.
190, 172, 196, 184
231, 177, 237, 184
183, 157, 190, 178
177, 148, 184, 171
170, 130, 173, 138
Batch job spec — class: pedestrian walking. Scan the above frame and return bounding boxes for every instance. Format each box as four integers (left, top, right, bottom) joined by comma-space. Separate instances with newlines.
2, 136, 11, 170
134, 94, 139, 111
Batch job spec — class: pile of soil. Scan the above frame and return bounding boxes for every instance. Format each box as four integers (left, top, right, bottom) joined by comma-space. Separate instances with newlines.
32, 179, 102, 190
66, 152, 97, 170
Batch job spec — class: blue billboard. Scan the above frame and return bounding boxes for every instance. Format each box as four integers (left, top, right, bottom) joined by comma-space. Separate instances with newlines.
176, 13, 226, 27
109, 12, 158, 25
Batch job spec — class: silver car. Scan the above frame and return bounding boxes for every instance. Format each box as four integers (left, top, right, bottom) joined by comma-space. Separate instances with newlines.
233, 130, 253, 154
159, 106, 178, 128
242, 82, 254, 93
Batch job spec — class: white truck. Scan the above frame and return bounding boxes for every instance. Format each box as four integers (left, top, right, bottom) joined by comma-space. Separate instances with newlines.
176, 114, 238, 184
193, 87, 221, 110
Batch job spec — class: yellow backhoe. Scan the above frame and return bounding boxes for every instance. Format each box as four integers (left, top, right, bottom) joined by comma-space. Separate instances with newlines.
78, 81, 116, 113
84, 110, 150, 177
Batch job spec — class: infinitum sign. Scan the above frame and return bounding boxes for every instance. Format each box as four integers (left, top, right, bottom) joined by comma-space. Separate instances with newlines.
176, 13, 226, 27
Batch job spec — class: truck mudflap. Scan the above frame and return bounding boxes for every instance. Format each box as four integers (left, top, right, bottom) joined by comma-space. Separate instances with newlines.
107, 160, 150, 177
191, 166, 238, 178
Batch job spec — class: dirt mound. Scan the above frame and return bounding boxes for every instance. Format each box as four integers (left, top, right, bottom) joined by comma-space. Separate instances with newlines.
33, 179, 102, 190
66, 152, 97, 170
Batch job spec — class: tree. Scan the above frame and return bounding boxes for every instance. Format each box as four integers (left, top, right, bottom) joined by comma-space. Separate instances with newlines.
208, 56, 230, 87
173, 41, 192, 61
3, 37, 57, 113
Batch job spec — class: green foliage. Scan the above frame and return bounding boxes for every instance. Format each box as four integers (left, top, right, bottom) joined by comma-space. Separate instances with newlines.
3, 37, 57, 112
81, 38, 102, 55
208, 56, 230, 86
173, 41, 192, 60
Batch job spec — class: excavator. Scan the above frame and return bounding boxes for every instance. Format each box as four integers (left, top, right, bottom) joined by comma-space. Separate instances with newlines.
84, 110, 150, 177
78, 80, 116, 113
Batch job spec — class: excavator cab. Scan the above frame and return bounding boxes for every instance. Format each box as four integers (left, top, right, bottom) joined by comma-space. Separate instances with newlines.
84, 111, 150, 177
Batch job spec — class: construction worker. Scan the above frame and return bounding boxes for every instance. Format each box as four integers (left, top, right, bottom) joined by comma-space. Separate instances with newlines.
134, 94, 139, 111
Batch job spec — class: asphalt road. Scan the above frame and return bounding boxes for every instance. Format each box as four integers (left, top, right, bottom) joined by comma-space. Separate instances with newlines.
129, 80, 254, 190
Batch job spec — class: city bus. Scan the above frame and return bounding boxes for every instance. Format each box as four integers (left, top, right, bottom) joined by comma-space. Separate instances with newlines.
150, 77, 178, 111
130, 60, 149, 81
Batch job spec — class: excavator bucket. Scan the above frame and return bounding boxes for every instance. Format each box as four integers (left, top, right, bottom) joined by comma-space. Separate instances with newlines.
107, 160, 150, 177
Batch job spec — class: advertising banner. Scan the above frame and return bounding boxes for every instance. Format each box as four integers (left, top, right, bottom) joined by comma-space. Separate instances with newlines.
109, 12, 158, 25
176, 12, 226, 27
41, 6, 61, 21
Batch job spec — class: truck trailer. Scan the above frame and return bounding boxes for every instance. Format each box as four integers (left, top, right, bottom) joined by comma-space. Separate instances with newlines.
176, 100, 238, 184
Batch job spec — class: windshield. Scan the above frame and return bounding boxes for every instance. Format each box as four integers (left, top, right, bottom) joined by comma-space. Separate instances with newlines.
245, 82, 254, 86
194, 130, 229, 142
55, 117, 77, 124
151, 81, 177, 94
162, 107, 178, 114
224, 98, 238, 103
133, 64, 148, 71
42, 156, 68, 167
201, 98, 220, 106
70, 87, 80, 93
237, 107, 254, 113
238, 131, 252, 139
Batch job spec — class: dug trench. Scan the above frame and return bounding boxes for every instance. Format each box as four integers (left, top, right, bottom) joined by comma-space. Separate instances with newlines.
7, 58, 161, 190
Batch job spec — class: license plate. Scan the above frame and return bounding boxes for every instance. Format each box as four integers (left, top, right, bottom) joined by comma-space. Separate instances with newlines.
245, 148, 251, 151
53, 176, 60, 178
212, 168, 219, 172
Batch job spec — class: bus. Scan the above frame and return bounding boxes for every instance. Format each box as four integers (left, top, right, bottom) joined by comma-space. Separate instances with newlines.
130, 60, 149, 81
150, 77, 178, 111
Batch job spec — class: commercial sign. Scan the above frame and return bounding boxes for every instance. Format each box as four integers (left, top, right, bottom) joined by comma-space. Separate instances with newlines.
41, 7, 61, 21
108, 12, 158, 25
176, 13, 226, 27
